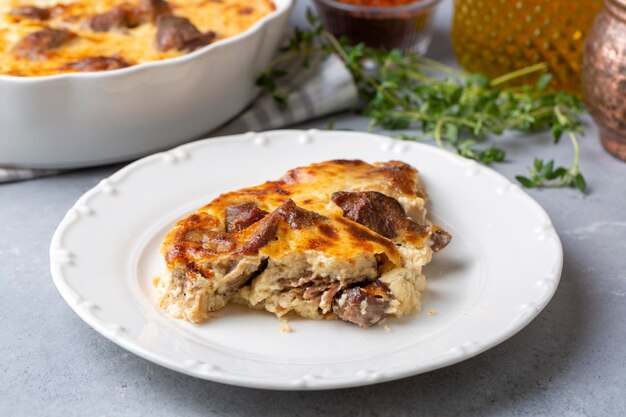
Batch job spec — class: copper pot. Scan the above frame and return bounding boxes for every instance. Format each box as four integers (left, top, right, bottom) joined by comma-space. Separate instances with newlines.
583, 0, 626, 161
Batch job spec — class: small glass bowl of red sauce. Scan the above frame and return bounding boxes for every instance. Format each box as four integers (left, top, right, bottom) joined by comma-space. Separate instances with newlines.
313, 0, 442, 53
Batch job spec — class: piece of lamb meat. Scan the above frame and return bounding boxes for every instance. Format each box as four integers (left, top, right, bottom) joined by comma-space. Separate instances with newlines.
59, 55, 131, 72
12, 28, 75, 61
332, 281, 391, 327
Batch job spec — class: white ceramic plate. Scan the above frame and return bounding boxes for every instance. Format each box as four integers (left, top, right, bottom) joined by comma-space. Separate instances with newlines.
50, 130, 563, 390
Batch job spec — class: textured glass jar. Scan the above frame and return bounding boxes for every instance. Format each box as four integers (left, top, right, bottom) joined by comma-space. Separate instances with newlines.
451, 0, 603, 94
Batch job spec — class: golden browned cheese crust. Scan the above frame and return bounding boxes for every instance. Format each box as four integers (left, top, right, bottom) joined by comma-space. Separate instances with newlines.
0, 0, 275, 76
157, 160, 451, 327
162, 160, 432, 269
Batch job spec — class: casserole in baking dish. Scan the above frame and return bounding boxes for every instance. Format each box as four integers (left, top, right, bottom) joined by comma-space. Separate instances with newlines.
0, 0, 276, 76
0, 0, 292, 168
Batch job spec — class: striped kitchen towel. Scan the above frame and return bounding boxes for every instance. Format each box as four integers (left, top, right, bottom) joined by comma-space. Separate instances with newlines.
0, 54, 358, 183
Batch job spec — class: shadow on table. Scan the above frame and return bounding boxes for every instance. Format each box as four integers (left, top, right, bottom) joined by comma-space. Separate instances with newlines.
141, 237, 588, 417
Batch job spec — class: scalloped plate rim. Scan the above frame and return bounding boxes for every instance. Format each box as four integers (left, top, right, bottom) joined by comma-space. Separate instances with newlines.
49, 129, 563, 390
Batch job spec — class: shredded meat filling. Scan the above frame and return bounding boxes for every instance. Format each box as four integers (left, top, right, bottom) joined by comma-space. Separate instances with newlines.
220, 257, 268, 293
277, 273, 390, 321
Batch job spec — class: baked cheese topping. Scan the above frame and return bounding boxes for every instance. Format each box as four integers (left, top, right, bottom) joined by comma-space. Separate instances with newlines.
157, 160, 451, 328
0, 0, 275, 76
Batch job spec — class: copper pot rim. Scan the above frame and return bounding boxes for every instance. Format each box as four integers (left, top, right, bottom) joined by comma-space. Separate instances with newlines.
605, 0, 626, 21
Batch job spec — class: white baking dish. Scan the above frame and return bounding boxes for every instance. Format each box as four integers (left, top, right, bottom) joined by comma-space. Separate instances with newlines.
0, 0, 292, 169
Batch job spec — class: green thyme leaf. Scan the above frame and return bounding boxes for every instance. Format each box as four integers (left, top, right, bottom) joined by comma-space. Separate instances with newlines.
574, 173, 587, 193
516, 176, 536, 188
257, 13, 587, 193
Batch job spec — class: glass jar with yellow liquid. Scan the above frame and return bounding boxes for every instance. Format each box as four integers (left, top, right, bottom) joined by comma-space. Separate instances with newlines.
451, 0, 603, 94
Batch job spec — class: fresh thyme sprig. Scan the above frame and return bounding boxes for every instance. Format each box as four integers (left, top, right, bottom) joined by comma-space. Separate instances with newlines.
257, 13, 587, 192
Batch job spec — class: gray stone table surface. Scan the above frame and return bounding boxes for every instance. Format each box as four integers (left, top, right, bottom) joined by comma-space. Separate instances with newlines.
2, 1, 626, 416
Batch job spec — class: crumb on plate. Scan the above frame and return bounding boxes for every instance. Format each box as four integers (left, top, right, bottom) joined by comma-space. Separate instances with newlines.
279, 317, 292, 333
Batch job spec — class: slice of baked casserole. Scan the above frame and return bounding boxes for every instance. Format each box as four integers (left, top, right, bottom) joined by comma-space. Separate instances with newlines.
157, 160, 450, 327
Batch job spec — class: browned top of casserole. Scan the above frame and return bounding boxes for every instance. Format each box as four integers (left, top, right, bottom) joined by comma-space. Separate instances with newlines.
161, 159, 450, 276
